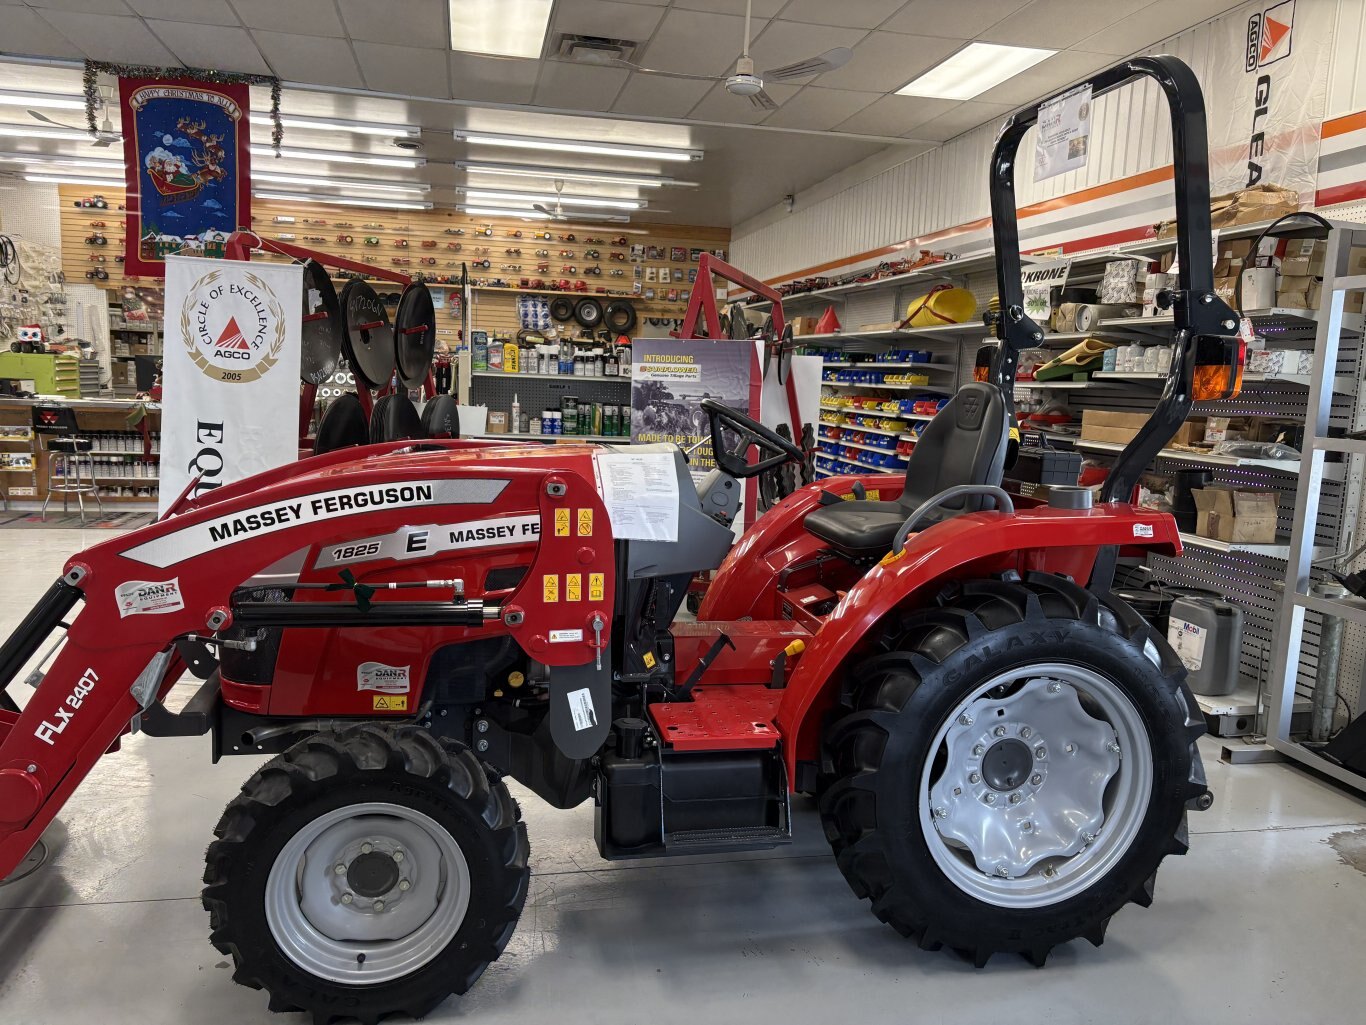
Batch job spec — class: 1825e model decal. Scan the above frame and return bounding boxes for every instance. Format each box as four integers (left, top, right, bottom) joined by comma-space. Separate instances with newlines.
316, 514, 540, 568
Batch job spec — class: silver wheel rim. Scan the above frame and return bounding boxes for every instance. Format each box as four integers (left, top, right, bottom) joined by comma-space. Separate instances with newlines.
919, 663, 1153, 909
264, 802, 470, 985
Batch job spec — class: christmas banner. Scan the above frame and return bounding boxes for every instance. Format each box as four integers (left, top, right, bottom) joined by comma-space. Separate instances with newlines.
159, 256, 301, 515
118, 76, 251, 278
1205, 0, 1331, 205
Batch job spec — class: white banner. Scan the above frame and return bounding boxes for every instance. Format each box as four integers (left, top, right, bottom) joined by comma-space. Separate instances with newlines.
1206, 0, 1332, 204
159, 255, 302, 514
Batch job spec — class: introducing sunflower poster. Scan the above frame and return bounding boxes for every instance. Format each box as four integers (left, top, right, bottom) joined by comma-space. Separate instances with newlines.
118, 76, 251, 277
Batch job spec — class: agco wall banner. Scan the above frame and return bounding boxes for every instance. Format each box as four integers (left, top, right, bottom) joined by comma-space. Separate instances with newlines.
1206, 0, 1331, 204
159, 255, 302, 515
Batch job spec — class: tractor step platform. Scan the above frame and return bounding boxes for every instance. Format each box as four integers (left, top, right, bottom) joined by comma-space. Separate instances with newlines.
665, 824, 790, 853
648, 685, 782, 751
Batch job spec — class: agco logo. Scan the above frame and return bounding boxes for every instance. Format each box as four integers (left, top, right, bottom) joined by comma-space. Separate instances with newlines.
1246, 0, 1294, 72
180, 268, 287, 384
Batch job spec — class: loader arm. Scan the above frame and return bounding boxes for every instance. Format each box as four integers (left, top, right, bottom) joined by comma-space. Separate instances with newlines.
0, 451, 615, 880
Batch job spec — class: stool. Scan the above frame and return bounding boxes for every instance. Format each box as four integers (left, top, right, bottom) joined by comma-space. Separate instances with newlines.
32, 403, 104, 525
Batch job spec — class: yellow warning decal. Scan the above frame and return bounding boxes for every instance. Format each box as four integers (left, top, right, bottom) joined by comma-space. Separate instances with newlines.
555, 508, 571, 537
566, 573, 582, 602
542, 574, 559, 602
577, 508, 594, 536
879, 548, 905, 567
839, 492, 855, 501
589, 572, 605, 602
373, 695, 408, 712
866, 489, 880, 501
643, 651, 657, 669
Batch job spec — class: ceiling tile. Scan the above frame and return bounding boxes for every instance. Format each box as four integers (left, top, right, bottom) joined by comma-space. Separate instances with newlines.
813, 31, 960, 93
145, 20, 270, 74
763, 86, 879, 131
777, 0, 907, 30
883, 0, 1029, 38
36, 10, 178, 64
29, 0, 131, 13
126, 0, 238, 24
353, 42, 450, 97
449, 52, 541, 104
979, 0, 1132, 49
641, 8, 767, 77
972, 48, 1113, 106
338, 0, 447, 48
747, 20, 869, 78
227, 0, 345, 36
687, 80, 799, 124
1078, 0, 1237, 55
551, 0, 667, 43
0, 5, 85, 59
532, 62, 629, 111
907, 98, 1014, 141
252, 31, 365, 88
833, 93, 960, 136
611, 73, 714, 119
674, 0, 787, 15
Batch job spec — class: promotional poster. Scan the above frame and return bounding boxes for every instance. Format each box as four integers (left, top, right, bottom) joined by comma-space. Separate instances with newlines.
159, 256, 301, 515
118, 76, 251, 277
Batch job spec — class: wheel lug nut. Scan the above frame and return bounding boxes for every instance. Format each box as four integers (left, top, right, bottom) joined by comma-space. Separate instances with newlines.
399, 879, 411, 891
994, 865, 1009, 878
1019, 726, 1032, 739
1031, 773, 1043, 785
360, 842, 373, 854
1021, 821, 1033, 832
972, 744, 984, 756
374, 900, 385, 912
1083, 831, 1097, 844
1035, 746, 1047, 759
983, 793, 996, 805
1107, 742, 1121, 754
334, 863, 347, 875
969, 772, 981, 784
393, 850, 404, 862
958, 713, 974, 727
1047, 682, 1061, 694
934, 806, 948, 818
1065, 743, 1075, 753
341, 893, 354, 905
1008, 792, 1021, 804
993, 725, 1007, 737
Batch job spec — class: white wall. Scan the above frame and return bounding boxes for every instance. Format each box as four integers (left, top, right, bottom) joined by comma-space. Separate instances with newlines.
732, 0, 1366, 282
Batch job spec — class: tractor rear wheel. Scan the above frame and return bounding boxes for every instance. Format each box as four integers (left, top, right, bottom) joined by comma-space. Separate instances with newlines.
818, 572, 1208, 966
203, 724, 528, 1024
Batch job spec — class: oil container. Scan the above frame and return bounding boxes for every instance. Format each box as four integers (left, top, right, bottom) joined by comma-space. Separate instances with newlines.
1166, 595, 1243, 696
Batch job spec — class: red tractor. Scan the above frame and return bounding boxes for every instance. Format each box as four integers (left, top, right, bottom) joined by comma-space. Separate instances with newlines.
0, 57, 1230, 1024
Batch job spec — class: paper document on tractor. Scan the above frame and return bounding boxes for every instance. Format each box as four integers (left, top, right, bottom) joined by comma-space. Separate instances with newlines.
592, 449, 679, 541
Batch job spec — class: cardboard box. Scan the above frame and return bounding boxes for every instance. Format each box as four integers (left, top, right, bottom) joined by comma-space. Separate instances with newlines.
1279, 238, 1326, 277
486, 411, 508, 434
1214, 238, 1255, 277
1241, 266, 1276, 309
859, 321, 902, 333
1203, 416, 1233, 444
1247, 349, 1314, 374
1192, 486, 1278, 543
1214, 276, 1239, 308
1081, 410, 1205, 446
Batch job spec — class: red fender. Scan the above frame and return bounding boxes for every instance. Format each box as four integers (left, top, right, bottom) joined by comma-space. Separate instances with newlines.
774, 503, 1182, 782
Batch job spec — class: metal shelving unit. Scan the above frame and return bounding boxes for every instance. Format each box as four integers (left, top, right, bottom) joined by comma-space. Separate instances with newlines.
1265, 220, 1366, 792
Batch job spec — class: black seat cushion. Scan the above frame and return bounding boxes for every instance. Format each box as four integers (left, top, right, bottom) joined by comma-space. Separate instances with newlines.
805, 499, 908, 555
805, 382, 1009, 556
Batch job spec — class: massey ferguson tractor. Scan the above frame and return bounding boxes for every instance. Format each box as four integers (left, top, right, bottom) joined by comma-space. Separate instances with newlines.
0, 57, 1229, 1024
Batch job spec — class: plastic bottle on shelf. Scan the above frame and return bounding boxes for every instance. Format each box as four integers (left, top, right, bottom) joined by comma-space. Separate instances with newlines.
510, 393, 520, 433
616, 338, 632, 379
604, 347, 619, 376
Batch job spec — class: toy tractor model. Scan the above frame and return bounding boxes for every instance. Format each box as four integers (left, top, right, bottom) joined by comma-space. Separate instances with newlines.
0, 56, 1229, 1024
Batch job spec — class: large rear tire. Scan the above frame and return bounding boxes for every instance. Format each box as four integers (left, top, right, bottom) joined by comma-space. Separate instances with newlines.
203, 724, 529, 1024
818, 572, 1208, 966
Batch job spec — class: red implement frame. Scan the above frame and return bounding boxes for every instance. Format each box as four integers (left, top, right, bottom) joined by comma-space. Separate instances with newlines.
221, 231, 436, 446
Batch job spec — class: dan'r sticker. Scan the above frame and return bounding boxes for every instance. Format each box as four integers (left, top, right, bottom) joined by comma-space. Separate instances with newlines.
550, 628, 583, 643
116, 578, 184, 618
357, 662, 410, 694
1133, 523, 1155, 538
567, 687, 598, 731
373, 694, 408, 712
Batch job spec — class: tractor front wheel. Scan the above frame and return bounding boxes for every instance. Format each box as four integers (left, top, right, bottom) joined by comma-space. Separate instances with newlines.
203, 724, 529, 1024
819, 573, 1208, 965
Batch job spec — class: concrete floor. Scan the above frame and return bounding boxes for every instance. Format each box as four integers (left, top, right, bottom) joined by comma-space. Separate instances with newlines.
2, 529, 1366, 1025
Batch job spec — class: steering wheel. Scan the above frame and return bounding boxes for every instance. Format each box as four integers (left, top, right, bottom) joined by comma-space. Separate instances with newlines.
700, 398, 805, 479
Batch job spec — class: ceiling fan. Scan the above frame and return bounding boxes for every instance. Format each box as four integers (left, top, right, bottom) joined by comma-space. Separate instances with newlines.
530, 180, 642, 225
611, 0, 852, 110
28, 100, 119, 147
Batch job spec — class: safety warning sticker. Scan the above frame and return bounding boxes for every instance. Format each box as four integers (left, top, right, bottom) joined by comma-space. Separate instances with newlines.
577, 508, 593, 536
550, 628, 583, 643
566, 573, 582, 602
542, 574, 559, 602
567, 687, 598, 731
589, 573, 605, 602
555, 508, 571, 537
373, 694, 408, 712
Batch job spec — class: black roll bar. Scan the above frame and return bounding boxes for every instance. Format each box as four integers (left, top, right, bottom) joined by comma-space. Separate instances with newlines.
987, 55, 1240, 510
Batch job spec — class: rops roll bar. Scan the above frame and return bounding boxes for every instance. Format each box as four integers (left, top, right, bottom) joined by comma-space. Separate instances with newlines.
987, 55, 1240, 510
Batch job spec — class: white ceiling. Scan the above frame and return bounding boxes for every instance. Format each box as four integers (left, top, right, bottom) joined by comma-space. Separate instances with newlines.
0, 0, 1248, 225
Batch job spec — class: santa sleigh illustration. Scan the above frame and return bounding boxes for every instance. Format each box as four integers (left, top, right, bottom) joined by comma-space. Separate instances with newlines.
145, 117, 229, 205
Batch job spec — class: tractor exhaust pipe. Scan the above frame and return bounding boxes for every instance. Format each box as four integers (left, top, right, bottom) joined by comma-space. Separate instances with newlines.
0, 579, 82, 695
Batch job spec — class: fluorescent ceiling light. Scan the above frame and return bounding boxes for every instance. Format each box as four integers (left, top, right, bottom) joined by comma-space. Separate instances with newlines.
454, 130, 701, 162
463, 189, 643, 210
253, 190, 432, 210
896, 42, 1055, 100
250, 145, 424, 168
456, 160, 692, 188
459, 205, 550, 219
253, 171, 429, 195
249, 113, 419, 138
0, 151, 122, 171
0, 90, 87, 111
449, 0, 553, 59
0, 124, 119, 142
24, 173, 123, 186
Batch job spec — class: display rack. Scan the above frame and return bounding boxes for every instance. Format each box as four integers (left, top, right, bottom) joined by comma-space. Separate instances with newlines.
1266, 219, 1366, 792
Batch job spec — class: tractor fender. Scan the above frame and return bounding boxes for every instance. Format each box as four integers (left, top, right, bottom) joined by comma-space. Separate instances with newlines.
775, 503, 1181, 783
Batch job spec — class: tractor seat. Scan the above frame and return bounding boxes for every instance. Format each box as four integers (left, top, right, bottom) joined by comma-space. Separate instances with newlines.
805, 382, 1009, 557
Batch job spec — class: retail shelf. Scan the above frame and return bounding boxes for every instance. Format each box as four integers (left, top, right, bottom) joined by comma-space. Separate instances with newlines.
1090, 371, 1167, 383
466, 431, 625, 444
833, 439, 902, 456
817, 402, 938, 423
1178, 532, 1331, 560
742, 254, 997, 309
1014, 379, 1096, 389
820, 380, 949, 392
470, 370, 630, 384
1244, 307, 1364, 333
1075, 438, 1340, 478
821, 422, 902, 438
